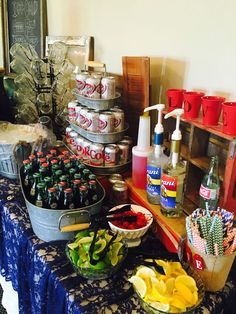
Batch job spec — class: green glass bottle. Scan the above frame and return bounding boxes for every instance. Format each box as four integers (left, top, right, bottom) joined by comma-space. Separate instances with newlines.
30, 172, 41, 202
47, 187, 58, 209
29, 154, 37, 172
78, 163, 86, 174
69, 168, 76, 182
79, 185, 89, 207
72, 179, 81, 208
50, 149, 57, 157
199, 156, 220, 210
36, 151, 44, 167
23, 159, 33, 190
63, 159, 71, 174
88, 180, 98, 204
35, 182, 47, 208
64, 188, 75, 209
39, 163, 49, 181
53, 169, 63, 185
59, 175, 68, 187
88, 174, 97, 181
69, 154, 77, 168
74, 173, 82, 180
57, 181, 67, 209
44, 176, 53, 192
82, 168, 91, 183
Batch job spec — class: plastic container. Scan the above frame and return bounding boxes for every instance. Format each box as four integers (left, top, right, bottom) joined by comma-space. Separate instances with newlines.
132, 112, 153, 189
132, 147, 153, 189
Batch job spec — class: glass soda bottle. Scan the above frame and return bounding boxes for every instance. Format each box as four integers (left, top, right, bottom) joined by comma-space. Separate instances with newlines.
63, 188, 75, 209
47, 187, 58, 209
57, 181, 66, 208
72, 179, 81, 208
35, 182, 47, 208
23, 159, 33, 190
30, 172, 41, 203
199, 156, 220, 210
79, 185, 89, 207
88, 180, 98, 204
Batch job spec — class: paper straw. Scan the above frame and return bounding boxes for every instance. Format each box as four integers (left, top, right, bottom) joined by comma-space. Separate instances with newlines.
192, 231, 207, 254
186, 216, 193, 244
213, 216, 224, 256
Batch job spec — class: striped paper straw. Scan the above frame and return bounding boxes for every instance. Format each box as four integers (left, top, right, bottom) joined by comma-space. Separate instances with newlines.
213, 216, 224, 256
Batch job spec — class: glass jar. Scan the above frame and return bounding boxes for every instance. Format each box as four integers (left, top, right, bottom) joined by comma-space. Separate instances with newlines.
111, 180, 128, 206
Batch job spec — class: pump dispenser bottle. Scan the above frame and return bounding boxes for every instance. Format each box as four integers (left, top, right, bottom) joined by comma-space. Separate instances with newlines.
132, 112, 153, 189
160, 109, 186, 217
144, 104, 168, 204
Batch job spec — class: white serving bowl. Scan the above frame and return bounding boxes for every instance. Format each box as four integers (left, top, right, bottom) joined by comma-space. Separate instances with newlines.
108, 204, 153, 247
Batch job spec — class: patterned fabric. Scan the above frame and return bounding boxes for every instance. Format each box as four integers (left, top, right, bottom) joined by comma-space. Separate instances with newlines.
0, 175, 236, 314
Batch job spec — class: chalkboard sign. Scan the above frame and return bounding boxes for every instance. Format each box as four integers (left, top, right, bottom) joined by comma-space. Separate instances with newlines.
2, 0, 47, 73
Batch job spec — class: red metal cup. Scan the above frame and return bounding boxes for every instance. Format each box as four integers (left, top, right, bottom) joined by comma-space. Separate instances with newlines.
167, 88, 186, 112
183, 91, 205, 119
202, 96, 225, 126
222, 102, 236, 135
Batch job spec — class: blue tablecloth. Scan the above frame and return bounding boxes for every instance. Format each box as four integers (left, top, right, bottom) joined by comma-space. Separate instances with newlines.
0, 175, 236, 314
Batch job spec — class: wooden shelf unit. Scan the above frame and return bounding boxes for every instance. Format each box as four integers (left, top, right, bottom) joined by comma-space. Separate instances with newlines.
162, 111, 236, 215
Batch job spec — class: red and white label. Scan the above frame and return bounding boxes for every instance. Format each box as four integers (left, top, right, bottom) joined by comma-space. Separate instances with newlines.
193, 254, 204, 271
199, 184, 217, 200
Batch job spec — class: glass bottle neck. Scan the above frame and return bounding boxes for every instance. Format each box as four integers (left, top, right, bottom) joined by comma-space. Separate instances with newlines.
208, 157, 219, 176
170, 140, 180, 167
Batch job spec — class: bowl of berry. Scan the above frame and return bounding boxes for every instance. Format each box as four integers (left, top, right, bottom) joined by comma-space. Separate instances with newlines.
108, 204, 153, 247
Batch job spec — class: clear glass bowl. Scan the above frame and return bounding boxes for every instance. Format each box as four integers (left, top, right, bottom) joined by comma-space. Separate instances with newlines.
66, 229, 128, 280
132, 261, 205, 314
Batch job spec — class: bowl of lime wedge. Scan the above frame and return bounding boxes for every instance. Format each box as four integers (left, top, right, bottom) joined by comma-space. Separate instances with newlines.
66, 229, 128, 280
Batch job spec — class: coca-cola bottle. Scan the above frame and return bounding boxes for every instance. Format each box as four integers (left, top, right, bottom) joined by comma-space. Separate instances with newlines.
199, 156, 220, 210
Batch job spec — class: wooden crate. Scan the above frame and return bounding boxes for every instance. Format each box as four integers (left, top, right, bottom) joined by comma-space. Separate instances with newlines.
163, 111, 236, 215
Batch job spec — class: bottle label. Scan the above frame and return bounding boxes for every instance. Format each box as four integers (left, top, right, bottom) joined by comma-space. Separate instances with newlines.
36, 200, 43, 207
50, 202, 58, 209
30, 188, 35, 196
147, 165, 161, 196
199, 184, 218, 200
160, 174, 177, 208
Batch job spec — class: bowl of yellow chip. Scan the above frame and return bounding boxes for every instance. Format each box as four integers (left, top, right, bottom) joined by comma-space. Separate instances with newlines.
66, 229, 128, 280
128, 259, 205, 313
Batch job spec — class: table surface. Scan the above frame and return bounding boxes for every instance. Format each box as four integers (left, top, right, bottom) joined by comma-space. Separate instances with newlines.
0, 175, 236, 314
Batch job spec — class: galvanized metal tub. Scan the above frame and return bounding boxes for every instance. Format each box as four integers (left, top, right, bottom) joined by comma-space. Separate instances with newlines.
20, 167, 105, 242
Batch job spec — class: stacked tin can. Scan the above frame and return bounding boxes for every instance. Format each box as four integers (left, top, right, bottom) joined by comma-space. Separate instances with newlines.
66, 126, 132, 167
76, 72, 116, 100
66, 68, 132, 171
68, 104, 125, 134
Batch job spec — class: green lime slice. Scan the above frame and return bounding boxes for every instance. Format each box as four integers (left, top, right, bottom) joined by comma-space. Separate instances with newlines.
89, 260, 106, 270
110, 254, 119, 266
93, 238, 107, 255
69, 249, 79, 265
67, 242, 79, 250
77, 236, 93, 245
104, 233, 113, 242
111, 242, 123, 255
113, 234, 124, 243
75, 230, 90, 241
